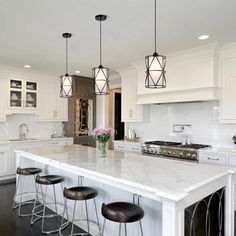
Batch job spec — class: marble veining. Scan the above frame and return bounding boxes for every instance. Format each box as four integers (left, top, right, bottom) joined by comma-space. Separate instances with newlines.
16, 145, 236, 201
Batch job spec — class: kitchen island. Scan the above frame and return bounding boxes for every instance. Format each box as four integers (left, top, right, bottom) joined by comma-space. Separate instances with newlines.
15, 145, 235, 236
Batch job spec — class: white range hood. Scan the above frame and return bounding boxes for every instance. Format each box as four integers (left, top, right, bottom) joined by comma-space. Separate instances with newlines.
132, 43, 220, 104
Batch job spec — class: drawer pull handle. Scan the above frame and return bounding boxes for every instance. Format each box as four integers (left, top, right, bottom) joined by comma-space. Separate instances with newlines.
118, 146, 125, 148
52, 142, 59, 145
207, 157, 220, 161
131, 147, 139, 150
0, 152, 4, 154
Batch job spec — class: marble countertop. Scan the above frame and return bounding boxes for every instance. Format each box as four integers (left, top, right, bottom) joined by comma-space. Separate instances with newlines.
16, 145, 236, 202
0, 137, 73, 145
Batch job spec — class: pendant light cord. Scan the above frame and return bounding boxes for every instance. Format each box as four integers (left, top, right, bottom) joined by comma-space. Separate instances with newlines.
154, 0, 157, 52
66, 37, 68, 74
100, 20, 102, 65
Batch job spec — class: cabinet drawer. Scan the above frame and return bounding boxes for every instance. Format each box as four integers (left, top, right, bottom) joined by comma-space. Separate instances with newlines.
114, 143, 128, 152
200, 152, 228, 165
228, 153, 236, 166
129, 145, 141, 153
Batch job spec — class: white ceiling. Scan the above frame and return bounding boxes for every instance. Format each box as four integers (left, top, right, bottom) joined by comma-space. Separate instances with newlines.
1, 0, 236, 77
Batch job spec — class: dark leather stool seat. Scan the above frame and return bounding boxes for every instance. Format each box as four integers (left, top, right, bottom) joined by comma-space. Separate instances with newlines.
64, 186, 98, 201
102, 202, 144, 223
36, 175, 64, 185
17, 167, 42, 176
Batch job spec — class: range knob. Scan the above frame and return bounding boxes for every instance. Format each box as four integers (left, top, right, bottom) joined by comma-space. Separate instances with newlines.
186, 153, 191, 159
179, 152, 184, 157
192, 153, 197, 159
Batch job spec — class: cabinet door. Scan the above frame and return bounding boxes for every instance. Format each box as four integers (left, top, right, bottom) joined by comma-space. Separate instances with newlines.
119, 67, 143, 122
0, 147, 12, 176
0, 77, 7, 121
220, 58, 236, 122
25, 81, 38, 109
54, 78, 68, 121
39, 78, 55, 121
9, 79, 23, 109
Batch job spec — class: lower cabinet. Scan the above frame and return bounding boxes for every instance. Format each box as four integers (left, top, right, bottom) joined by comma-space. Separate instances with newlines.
113, 141, 141, 153
0, 145, 13, 177
199, 149, 236, 209
0, 138, 74, 180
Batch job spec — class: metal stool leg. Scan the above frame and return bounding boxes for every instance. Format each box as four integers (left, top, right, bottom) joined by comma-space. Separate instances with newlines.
119, 223, 121, 236
41, 185, 48, 234
85, 200, 90, 234
70, 200, 77, 235
139, 220, 144, 236
53, 184, 58, 214
93, 198, 101, 235
101, 219, 106, 236
124, 223, 127, 236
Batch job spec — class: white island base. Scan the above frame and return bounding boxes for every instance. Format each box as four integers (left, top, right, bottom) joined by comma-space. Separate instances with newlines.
15, 145, 235, 236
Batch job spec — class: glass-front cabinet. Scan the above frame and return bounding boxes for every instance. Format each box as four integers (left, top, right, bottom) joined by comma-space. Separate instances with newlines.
9, 79, 38, 110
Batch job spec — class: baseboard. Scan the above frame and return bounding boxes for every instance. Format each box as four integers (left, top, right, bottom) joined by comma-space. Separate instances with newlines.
0, 175, 16, 185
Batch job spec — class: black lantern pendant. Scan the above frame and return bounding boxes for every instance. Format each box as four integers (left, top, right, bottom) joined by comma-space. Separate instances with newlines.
145, 0, 166, 88
60, 33, 73, 98
92, 15, 110, 95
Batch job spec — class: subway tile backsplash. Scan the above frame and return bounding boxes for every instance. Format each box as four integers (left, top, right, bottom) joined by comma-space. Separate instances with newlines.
126, 101, 236, 148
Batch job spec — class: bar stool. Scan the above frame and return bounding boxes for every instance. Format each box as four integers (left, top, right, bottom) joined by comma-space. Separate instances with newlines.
31, 174, 68, 234
13, 167, 42, 217
59, 186, 101, 236
101, 202, 144, 236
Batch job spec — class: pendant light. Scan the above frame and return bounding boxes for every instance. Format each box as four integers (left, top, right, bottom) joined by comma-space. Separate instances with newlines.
145, 0, 166, 88
60, 33, 73, 98
92, 15, 110, 95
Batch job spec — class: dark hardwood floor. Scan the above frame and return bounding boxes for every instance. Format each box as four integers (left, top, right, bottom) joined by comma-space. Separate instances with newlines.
0, 183, 235, 236
0, 183, 89, 236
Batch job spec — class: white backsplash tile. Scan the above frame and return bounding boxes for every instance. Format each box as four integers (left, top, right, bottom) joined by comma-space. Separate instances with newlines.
126, 101, 236, 148
0, 114, 63, 140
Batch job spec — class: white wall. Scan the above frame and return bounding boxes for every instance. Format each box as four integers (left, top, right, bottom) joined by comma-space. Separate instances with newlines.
126, 101, 236, 148
0, 114, 63, 140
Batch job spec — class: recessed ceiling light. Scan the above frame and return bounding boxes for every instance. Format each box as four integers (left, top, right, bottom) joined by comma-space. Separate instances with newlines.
75, 70, 80, 74
24, 65, 31, 68
198, 35, 210, 40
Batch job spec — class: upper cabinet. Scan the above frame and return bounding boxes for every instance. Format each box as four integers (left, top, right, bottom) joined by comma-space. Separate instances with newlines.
133, 43, 220, 104
8, 79, 38, 113
219, 43, 236, 123
39, 77, 68, 122
117, 66, 146, 122
0, 66, 68, 122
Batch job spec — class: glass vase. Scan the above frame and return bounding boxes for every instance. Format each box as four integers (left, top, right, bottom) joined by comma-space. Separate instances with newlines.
98, 141, 107, 158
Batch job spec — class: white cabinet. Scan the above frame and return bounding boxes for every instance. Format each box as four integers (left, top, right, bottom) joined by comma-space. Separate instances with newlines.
53, 78, 68, 121
132, 43, 219, 104
117, 66, 144, 122
220, 56, 236, 123
0, 145, 13, 176
199, 151, 228, 165
39, 78, 68, 122
0, 77, 7, 122
8, 79, 38, 113
114, 141, 141, 153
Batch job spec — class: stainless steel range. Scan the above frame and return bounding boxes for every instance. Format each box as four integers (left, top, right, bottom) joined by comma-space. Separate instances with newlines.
141, 141, 210, 162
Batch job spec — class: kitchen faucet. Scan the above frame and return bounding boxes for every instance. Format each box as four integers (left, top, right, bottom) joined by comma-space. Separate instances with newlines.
19, 123, 29, 140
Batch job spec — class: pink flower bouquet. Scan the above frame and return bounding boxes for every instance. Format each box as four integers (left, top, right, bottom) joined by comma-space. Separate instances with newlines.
92, 128, 115, 143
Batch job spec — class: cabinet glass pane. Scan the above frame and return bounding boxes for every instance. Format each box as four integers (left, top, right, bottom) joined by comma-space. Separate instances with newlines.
10, 91, 22, 107
10, 79, 22, 89
26, 92, 37, 108
26, 82, 37, 91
